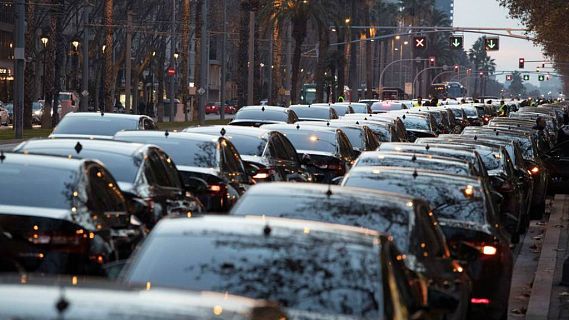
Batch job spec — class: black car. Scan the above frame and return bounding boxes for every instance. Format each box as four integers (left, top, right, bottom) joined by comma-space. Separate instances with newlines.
388, 112, 439, 141
544, 140, 569, 193
14, 139, 203, 229
261, 123, 358, 183
342, 114, 407, 142
0, 153, 130, 275
121, 215, 441, 319
50, 112, 157, 139
342, 167, 514, 320
231, 183, 471, 320
338, 102, 372, 114
183, 125, 310, 182
289, 104, 339, 121
298, 120, 381, 152
230, 105, 298, 127
114, 131, 251, 212
327, 103, 354, 116
0, 276, 288, 320
354, 151, 477, 176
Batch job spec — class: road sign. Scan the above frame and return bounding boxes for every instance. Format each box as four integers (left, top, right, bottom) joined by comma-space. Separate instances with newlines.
506, 74, 513, 81
538, 75, 545, 81
523, 75, 530, 81
197, 88, 206, 96
414, 36, 427, 50
81, 90, 89, 96
167, 67, 176, 77
449, 36, 463, 49
484, 37, 500, 51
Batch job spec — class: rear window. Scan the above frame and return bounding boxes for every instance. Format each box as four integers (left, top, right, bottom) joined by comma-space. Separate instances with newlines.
234, 109, 288, 122
0, 164, 78, 209
330, 105, 350, 116
290, 107, 331, 120
339, 127, 365, 149
350, 104, 369, 113
280, 130, 337, 153
401, 117, 431, 131
343, 174, 486, 224
116, 136, 218, 168
125, 230, 383, 318
355, 156, 471, 176
54, 116, 139, 136
371, 102, 404, 112
225, 135, 267, 157
463, 108, 478, 117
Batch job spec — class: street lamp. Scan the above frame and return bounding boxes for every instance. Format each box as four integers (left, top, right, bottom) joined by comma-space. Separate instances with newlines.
71, 39, 80, 90
71, 39, 79, 51
40, 35, 49, 100
40, 35, 49, 48
173, 51, 179, 61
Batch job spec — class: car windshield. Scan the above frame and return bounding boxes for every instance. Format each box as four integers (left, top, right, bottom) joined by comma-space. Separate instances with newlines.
339, 127, 365, 149
330, 105, 350, 116
54, 116, 139, 136
17, 148, 141, 183
290, 107, 331, 119
355, 156, 471, 176
470, 148, 502, 171
224, 134, 267, 157
0, 164, 78, 209
463, 108, 478, 117
280, 130, 337, 153
125, 230, 383, 319
234, 109, 288, 122
401, 117, 431, 131
117, 137, 218, 168
343, 174, 486, 225
32, 102, 42, 111
349, 104, 369, 113
232, 193, 412, 251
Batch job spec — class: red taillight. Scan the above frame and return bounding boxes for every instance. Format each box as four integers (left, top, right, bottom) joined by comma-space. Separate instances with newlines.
482, 245, 497, 256
252, 167, 275, 180
471, 298, 491, 304
530, 166, 540, 175
208, 183, 227, 194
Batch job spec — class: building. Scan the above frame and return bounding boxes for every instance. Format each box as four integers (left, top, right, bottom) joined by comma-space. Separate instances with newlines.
0, 1, 14, 103
435, 0, 455, 22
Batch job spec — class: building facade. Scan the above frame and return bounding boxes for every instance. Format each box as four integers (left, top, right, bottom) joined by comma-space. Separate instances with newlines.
0, 1, 14, 103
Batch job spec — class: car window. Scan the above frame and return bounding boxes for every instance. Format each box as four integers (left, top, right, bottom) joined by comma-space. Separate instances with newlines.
221, 140, 246, 182
144, 150, 179, 188
269, 136, 290, 161
355, 156, 471, 176
227, 134, 268, 157
235, 110, 288, 122
278, 134, 300, 163
337, 131, 355, 159
414, 207, 446, 258
86, 164, 126, 213
143, 118, 156, 130
364, 128, 380, 150
125, 229, 384, 319
53, 116, 139, 136
155, 149, 183, 189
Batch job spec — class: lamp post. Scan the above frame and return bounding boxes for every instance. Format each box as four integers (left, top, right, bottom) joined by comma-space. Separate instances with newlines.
71, 39, 79, 91
40, 35, 49, 100
149, 51, 155, 116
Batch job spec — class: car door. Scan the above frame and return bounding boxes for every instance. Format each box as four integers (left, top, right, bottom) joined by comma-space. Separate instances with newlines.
274, 133, 306, 181
545, 141, 569, 178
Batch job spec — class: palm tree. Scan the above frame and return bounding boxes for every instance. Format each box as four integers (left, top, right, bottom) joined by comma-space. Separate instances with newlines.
259, 0, 334, 104
468, 37, 496, 96
103, 0, 114, 112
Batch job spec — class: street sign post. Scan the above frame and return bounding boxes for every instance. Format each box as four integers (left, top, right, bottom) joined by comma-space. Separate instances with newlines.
484, 37, 500, 51
449, 36, 463, 49
414, 36, 427, 50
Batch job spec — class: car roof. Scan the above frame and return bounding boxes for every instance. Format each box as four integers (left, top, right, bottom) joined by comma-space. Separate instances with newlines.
114, 130, 221, 144
16, 138, 148, 157
63, 112, 147, 120
261, 123, 337, 133
152, 215, 383, 243
347, 166, 482, 185
379, 142, 480, 156
361, 151, 471, 166
238, 105, 288, 113
0, 152, 85, 171
184, 125, 270, 137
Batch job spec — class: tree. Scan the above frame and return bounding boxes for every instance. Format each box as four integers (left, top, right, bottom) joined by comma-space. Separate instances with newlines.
103, 0, 114, 112
509, 71, 526, 97
468, 37, 496, 97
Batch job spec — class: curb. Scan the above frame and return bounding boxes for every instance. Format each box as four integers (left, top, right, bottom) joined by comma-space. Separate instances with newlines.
526, 195, 569, 319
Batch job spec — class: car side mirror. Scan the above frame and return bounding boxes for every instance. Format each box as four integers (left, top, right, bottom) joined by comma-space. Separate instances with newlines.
184, 177, 209, 194
301, 153, 312, 165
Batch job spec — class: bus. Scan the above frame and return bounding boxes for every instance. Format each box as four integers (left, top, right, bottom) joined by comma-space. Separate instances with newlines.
431, 82, 466, 99
299, 84, 317, 105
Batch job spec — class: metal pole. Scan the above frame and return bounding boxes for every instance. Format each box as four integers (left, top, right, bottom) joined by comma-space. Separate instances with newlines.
14, 0, 24, 139
247, 11, 255, 105
125, 10, 133, 113
268, 26, 273, 105
198, 0, 208, 125
379, 58, 427, 91
412, 66, 443, 98
169, 0, 175, 122
80, 14, 89, 112
220, 0, 226, 120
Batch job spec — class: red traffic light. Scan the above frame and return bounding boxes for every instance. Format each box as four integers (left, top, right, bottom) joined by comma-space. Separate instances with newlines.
518, 58, 525, 69
453, 65, 460, 73
428, 56, 436, 67
506, 74, 513, 81
167, 67, 176, 77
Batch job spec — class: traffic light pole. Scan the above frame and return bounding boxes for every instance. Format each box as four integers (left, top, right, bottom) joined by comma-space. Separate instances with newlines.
378, 58, 428, 92
412, 66, 444, 98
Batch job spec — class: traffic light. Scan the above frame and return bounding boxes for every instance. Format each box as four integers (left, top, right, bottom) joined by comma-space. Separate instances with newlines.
523, 74, 530, 81
506, 74, 513, 81
484, 37, 500, 51
453, 65, 460, 73
519, 58, 525, 69
479, 71, 485, 78
414, 36, 427, 50
538, 75, 545, 81
428, 56, 436, 67
466, 68, 472, 76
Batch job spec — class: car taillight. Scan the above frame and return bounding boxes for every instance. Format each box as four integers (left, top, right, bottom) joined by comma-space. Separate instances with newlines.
530, 166, 540, 175
482, 245, 497, 255
253, 167, 275, 180
209, 183, 227, 193
28, 230, 90, 246
471, 298, 491, 304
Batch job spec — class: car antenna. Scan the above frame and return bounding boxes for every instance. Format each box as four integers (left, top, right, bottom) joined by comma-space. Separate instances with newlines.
326, 183, 333, 198
402, 114, 406, 119
100, 107, 104, 117
165, 130, 169, 137
355, 121, 360, 125
55, 286, 70, 318
261, 106, 265, 112
220, 128, 226, 136
74, 142, 83, 154
0, 151, 4, 163
412, 169, 418, 179
263, 224, 272, 237
473, 135, 478, 141
425, 144, 430, 151
411, 154, 417, 162
296, 124, 300, 130
326, 122, 330, 127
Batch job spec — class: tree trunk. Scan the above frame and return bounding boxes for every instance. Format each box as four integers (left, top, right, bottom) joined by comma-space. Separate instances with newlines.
336, 24, 346, 101
52, 0, 65, 127
157, 52, 165, 122
348, 0, 358, 100
271, 4, 282, 105
41, 12, 57, 129
315, 23, 329, 103
24, 3, 36, 129
193, 0, 203, 120
181, 0, 190, 118
237, 1, 250, 107
104, 0, 114, 112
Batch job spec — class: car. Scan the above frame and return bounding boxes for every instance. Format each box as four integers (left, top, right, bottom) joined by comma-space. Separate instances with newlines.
32, 101, 43, 125
341, 113, 408, 142
205, 102, 237, 115
0, 276, 288, 320
543, 140, 569, 193
14, 139, 203, 230
326, 103, 355, 116
120, 215, 442, 319
354, 151, 477, 176
390, 112, 438, 141
288, 104, 339, 121
114, 131, 250, 212
3, 103, 13, 124
338, 102, 372, 114
370, 101, 410, 113
296, 120, 380, 152
0, 153, 131, 275
230, 183, 471, 320
358, 99, 380, 108
261, 123, 358, 183
230, 105, 298, 127
50, 112, 157, 139
183, 125, 310, 182
341, 167, 514, 320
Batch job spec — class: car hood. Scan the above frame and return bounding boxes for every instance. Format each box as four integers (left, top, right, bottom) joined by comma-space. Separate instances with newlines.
438, 218, 493, 235
0, 205, 71, 221
240, 155, 269, 166
49, 134, 114, 140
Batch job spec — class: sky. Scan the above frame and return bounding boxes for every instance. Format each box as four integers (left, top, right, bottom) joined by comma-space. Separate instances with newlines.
453, 0, 547, 85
